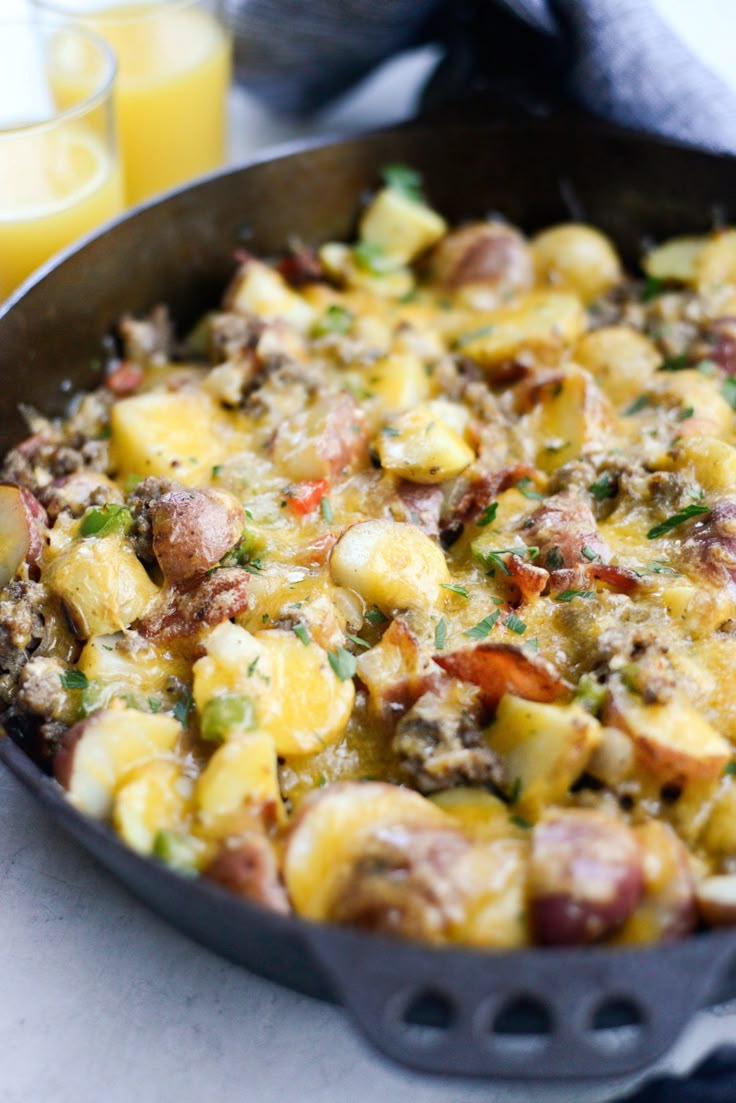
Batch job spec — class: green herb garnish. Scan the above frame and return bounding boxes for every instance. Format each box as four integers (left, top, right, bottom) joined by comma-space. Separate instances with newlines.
328, 647, 357, 681
510, 814, 532, 830
589, 473, 616, 502
456, 324, 495, 348
381, 162, 424, 203
581, 545, 599, 561
365, 608, 387, 626
504, 613, 527, 635
173, 694, 193, 727
464, 611, 500, 639
320, 497, 334, 523
293, 623, 310, 646
624, 394, 650, 416
517, 476, 544, 501
353, 240, 395, 275
554, 589, 595, 602
723, 378, 736, 409
60, 669, 89, 691
435, 616, 447, 650
659, 354, 690, 372
441, 582, 469, 598
312, 303, 354, 338
346, 633, 371, 650
477, 502, 498, 527
647, 502, 710, 539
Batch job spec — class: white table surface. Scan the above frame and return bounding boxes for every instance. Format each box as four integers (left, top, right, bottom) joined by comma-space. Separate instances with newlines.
3, 2, 736, 1099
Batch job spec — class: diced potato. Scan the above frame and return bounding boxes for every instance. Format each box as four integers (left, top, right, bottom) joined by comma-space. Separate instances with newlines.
458, 291, 585, 368
531, 223, 622, 303
487, 695, 602, 818
330, 518, 450, 612
196, 731, 286, 833
113, 758, 192, 855
524, 367, 616, 472
284, 781, 452, 919
604, 684, 731, 784
271, 393, 368, 481
376, 405, 475, 484
238, 570, 362, 652
54, 708, 181, 818
430, 787, 517, 840
425, 398, 471, 439
46, 534, 159, 638
700, 777, 736, 854
225, 259, 315, 330
359, 187, 447, 264
651, 371, 734, 439
665, 435, 736, 495
574, 326, 662, 407
642, 236, 707, 283
356, 618, 435, 716
695, 229, 736, 294
696, 874, 736, 926
319, 242, 414, 299
615, 821, 697, 944
458, 838, 529, 947
78, 633, 189, 703
193, 622, 355, 756
427, 221, 533, 308
110, 392, 229, 484
360, 353, 431, 417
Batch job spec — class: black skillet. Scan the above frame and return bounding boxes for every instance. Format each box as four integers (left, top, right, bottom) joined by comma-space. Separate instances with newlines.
2, 112, 736, 1083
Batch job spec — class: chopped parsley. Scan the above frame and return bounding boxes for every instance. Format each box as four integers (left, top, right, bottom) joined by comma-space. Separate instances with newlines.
624, 394, 650, 416
320, 497, 334, 523
517, 476, 544, 501
173, 694, 193, 727
381, 425, 399, 437
647, 502, 710, 539
435, 616, 448, 650
328, 647, 357, 681
504, 612, 527, 635
510, 814, 532, 830
642, 276, 665, 301
473, 544, 539, 575
441, 582, 469, 598
464, 611, 500, 639
659, 354, 690, 372
677, 406, 695, 422
554, 589, 595, 602
545, 546, 565, 571
353, 240, 395, 275
646, 560, 680, 575
581, 545, 599, 561
381, 162, 424, 203
79, 503, 132, 539
211, 464, 223, 478
724, 760, 736, 777
292, 623, 310, 646
365, 608, 387, 626
312, 303, 354, 338
477, 502, 499, 527
589, 473, 616, 502
509, 777, 522, 804
456, 324, 495, 348
148, 698, 161, 713
524, 637, 539, 652
723, 378, 736, 409
346, 633, 371, 650
60, 669, 88, 691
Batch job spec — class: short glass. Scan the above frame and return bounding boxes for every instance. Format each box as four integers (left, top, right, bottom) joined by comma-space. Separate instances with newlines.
33, 0, 232, 206
0, 20, 122, 301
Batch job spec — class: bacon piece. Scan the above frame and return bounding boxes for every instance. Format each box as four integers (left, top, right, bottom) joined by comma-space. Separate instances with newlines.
276, 245, 324, 286
138, 568, 249, 641
435, 642, 569, 711
105, 361, 145, 396
547, 563, 641, 598
443, 462, 540, 533
507, 553, 548, 604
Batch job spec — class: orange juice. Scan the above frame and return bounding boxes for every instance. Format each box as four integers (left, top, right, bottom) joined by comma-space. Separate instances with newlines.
0, 125, 123, 298
55, 3, 231, 205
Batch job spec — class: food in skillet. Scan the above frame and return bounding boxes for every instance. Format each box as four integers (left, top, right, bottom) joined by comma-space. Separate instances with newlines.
5, 165, 736, 948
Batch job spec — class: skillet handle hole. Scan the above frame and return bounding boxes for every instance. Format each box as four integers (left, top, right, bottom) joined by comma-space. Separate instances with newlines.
588, 996, 645, 1055
389, 987, 456, 1046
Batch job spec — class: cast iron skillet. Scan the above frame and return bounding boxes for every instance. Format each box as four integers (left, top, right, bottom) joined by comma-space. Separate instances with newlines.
2, 113, 736, 1082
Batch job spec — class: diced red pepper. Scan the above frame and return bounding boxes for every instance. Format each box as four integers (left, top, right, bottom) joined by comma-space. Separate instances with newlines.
106, 361, 145, 396
286, 478, 330, 517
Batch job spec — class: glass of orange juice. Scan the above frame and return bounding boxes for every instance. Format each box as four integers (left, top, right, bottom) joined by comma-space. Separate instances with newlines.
34, 0, 231, 206
0, 19, 123, 301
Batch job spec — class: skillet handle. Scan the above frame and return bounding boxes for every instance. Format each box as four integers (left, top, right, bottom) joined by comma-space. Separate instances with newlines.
304, 923, 736, 1079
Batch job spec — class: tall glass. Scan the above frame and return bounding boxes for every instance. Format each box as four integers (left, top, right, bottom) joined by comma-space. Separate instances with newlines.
0, 20, 123, 300
34, 0, 231, 206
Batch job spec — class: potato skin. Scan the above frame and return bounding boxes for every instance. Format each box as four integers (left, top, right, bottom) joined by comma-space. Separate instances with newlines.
428, 222, 533, 300
205, 834, 290, 914
529, 809, 644, 945
151, 488, 244, 584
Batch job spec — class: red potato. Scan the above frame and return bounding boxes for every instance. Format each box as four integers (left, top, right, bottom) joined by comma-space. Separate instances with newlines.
0, 483, 48, 586
204, 834, 290, 914
105, 361, 145, 396
54, 708, 180, 818
695, 874, 736, 927
427, 222, 534, 301
150, 488, 245, 584
444, 462, 540, 530
137, 568, 249, 641
435, 643, 569, 712
525, 494, 610, 569
617, 821, 697, 943
272, 393, 369, 481
529, 808, 644, 946
395, 480, 443, 536
680, 499, 736, 588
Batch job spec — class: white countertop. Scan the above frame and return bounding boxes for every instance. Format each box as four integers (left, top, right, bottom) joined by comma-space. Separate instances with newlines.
3, 3, 736, 1099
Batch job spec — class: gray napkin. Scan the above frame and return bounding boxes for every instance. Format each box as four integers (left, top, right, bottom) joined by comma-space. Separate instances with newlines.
222, 0, 736, 153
